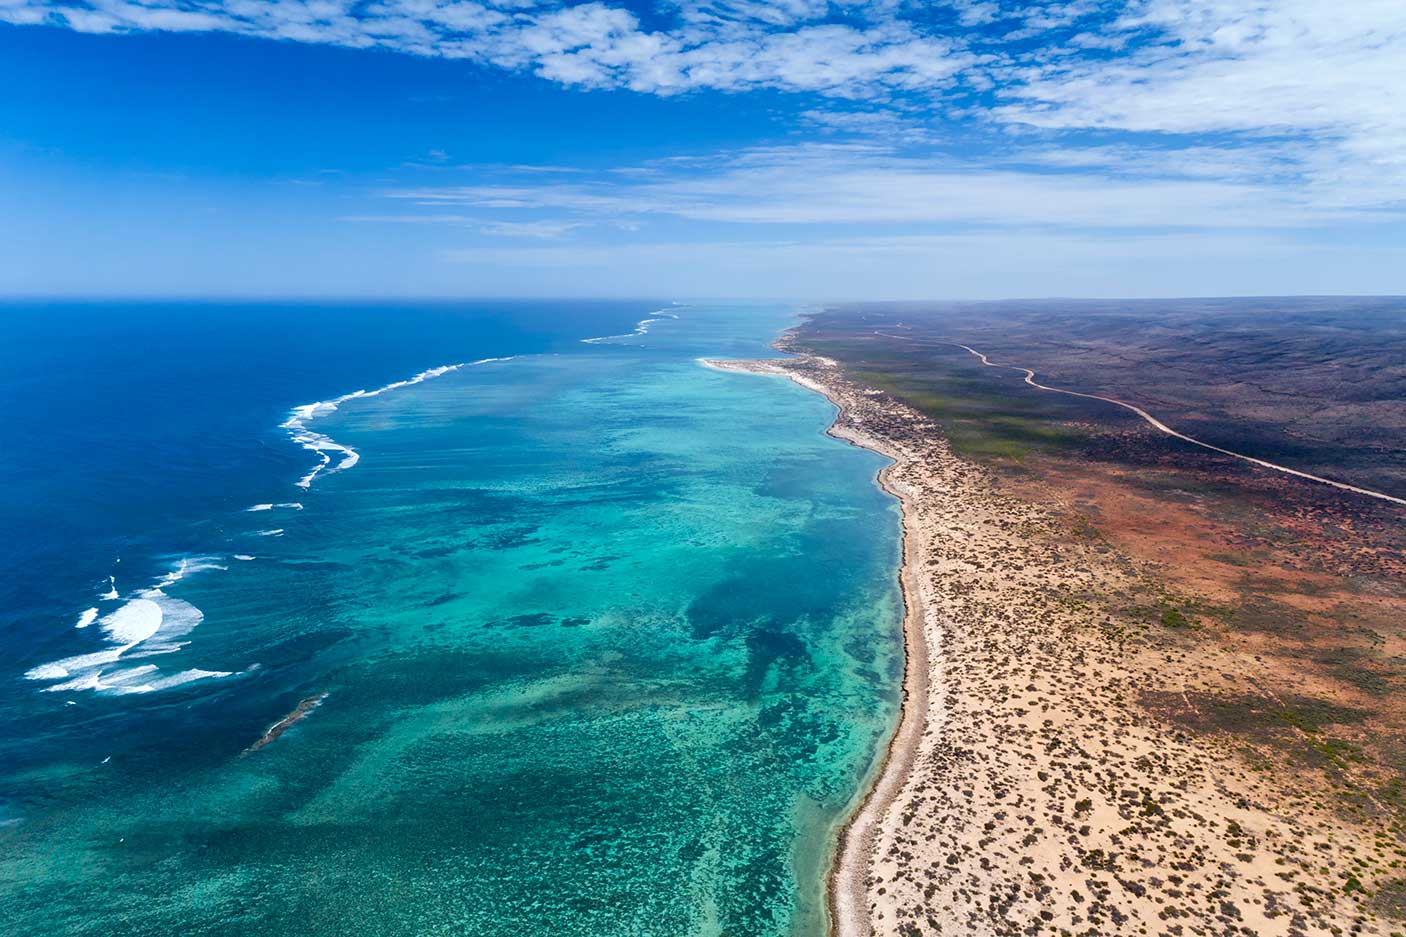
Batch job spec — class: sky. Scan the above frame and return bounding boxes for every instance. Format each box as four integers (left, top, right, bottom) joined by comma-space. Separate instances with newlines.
1, 0, 1404, 299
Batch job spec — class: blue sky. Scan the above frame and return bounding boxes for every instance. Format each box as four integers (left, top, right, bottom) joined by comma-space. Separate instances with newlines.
2, 1, 1404, 298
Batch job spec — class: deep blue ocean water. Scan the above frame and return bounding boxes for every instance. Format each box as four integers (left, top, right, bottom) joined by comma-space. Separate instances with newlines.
0, 301, 901, 936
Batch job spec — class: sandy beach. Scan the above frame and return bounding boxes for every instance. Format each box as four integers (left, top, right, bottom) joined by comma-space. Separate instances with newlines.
705, 351, 1396, 937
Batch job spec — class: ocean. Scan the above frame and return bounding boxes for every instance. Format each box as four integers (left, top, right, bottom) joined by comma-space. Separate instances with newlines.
0, 300, 902, 936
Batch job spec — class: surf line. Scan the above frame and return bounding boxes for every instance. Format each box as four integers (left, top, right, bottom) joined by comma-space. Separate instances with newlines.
283, 357, 516, 489
580, 310, 680, 345
936, 339, 1406, 508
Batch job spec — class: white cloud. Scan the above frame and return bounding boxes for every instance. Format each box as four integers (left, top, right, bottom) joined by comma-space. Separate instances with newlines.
6, 0, 1402, 176
996, 0, 1406, 205
951, 1, 1001, 28
0, 0, 968, 95
435, 229, 1406, 299
342, 212, 585, 236
477, 218, 585, 237
379, 141, 1386, 230
801, 108, 935, 143
7, 0, 1406, 283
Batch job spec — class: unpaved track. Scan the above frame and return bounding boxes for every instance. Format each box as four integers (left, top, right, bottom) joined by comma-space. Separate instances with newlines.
932, 338, 1406, 508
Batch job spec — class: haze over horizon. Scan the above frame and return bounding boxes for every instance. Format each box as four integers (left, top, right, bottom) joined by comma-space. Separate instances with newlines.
3, 0, 1405, 298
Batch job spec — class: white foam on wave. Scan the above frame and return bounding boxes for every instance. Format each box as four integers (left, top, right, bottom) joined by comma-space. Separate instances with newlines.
153, 556, 226, 590
282, 358, 517, 489
35, 356, 526, 695
127, 592, 205, 654
107, 667, 234, 695
30, 558, 236, 697
99, 598, 164, 645
282, 362, 476, 489
26, 646, 126, 682
46, 663, 160, 694
580, 310, 680, 345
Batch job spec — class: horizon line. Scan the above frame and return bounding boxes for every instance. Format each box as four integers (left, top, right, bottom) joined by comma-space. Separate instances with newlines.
2, 292, 1404, 305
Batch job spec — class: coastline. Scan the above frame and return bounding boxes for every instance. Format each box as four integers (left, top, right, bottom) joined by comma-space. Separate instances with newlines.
701, 352, 926, 937
704, 349, 1392, 936
830, 455, 928, 937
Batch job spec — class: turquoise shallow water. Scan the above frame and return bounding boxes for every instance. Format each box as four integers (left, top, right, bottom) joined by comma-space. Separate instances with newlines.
0, 303, 902, 936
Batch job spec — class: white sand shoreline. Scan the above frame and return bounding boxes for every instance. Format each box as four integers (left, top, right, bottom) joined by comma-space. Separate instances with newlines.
703, 351, 1391, 937
701, 354, 927, 937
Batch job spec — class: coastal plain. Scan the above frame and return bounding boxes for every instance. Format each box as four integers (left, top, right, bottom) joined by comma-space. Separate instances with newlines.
709, 298, 1406, 937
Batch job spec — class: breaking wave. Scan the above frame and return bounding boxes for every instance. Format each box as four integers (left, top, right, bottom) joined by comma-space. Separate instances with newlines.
580, 311, 680, 345
282, 358, 515, 489
32, 355, 527, 698
27, 557, 234, 697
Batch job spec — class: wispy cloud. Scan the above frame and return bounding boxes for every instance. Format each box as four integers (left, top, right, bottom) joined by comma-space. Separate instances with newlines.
993, 1, 1406, 205
0, 0, 970, 95
378, 141, 1393, 230
8, 1, 1404, 213
9, 0, 1406, 297
342, 212, 586, 238
435, 229, 1406, 299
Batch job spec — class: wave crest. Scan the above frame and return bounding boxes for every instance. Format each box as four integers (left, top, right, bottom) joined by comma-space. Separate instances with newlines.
28, 558, 234, 697
580, 311, 680, 345
281, 360, 512, 489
